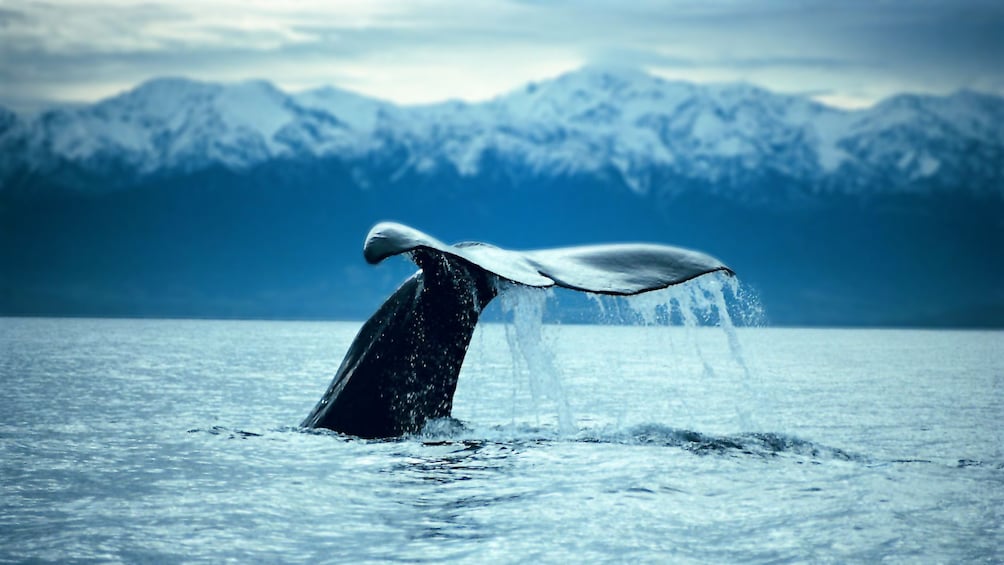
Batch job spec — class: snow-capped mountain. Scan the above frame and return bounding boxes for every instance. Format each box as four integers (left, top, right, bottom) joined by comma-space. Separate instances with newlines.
1, 66, 1001, 196
1, 78, 363, 177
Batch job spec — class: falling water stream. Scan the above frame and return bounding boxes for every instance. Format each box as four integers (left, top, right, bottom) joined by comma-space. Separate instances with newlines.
498, 284, 575, 434
487, 272, 767, 436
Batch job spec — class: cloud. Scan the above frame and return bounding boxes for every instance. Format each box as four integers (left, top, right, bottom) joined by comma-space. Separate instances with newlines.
0, 0, 1001, 112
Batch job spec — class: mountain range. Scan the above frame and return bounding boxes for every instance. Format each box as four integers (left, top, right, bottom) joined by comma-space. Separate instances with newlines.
2, 66, 1002, 326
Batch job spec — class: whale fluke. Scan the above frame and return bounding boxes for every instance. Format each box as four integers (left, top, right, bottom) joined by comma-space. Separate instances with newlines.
363, 222, 734, 295
302, 222, 732, 438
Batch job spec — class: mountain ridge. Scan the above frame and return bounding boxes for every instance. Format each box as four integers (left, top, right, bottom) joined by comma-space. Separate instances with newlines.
2, 67, 1001, 197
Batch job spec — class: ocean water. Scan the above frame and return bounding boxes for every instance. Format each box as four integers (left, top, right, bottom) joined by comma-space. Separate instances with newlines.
1, 312, 1002, 563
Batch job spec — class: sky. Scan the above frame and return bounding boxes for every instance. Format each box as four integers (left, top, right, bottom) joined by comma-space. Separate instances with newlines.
1, 0, 1002, 113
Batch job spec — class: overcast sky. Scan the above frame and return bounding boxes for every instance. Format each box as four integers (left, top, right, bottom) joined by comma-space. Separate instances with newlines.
1, 0, 1002, 112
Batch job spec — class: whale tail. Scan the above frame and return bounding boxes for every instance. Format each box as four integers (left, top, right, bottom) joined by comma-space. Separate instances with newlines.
363, 222, 734, 295
302, 222, 733, 438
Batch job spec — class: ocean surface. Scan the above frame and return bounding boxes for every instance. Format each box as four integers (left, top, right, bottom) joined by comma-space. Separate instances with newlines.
1, 313, 1002, 563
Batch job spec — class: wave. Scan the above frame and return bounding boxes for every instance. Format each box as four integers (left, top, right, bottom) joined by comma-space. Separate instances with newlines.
589, 423, 860, 460
189, 421, 856, 460
192, 423, 1004, 469
407, 420, 863, 461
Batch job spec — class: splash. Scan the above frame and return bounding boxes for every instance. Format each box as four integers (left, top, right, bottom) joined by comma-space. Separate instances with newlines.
620, 273, 765, 431
497, 283, 575, 435
484, 273, 767, 435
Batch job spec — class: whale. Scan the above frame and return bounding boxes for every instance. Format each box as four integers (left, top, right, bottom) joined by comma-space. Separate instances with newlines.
302, 222, 733, 438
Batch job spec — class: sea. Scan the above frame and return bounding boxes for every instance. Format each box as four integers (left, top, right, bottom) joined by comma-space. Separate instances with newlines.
2, 283, 1002, 563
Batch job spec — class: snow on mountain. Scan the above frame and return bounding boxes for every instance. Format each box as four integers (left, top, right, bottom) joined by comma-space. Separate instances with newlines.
1, 67, 1001, 195
832, 91, 1004, 188
294, 85, 398, 133
0, 78, 359, 178
358, 66, 854, 193
463, 66, 693, 183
